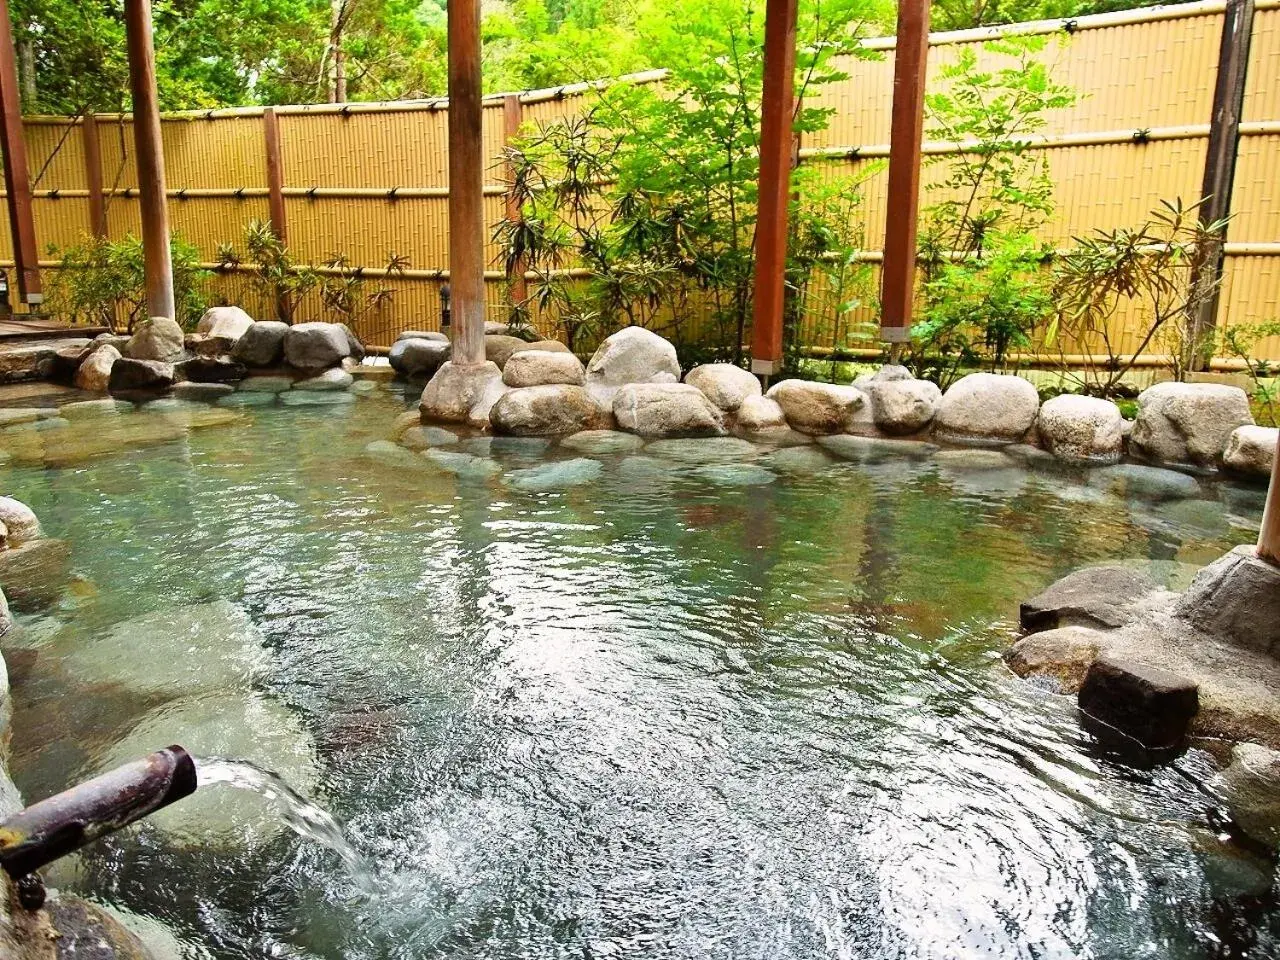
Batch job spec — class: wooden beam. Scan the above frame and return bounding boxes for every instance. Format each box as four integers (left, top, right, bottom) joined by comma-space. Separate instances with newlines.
82, 114, 106, 239
123, 0, 175, 321
0, 0, 40, 305
263, 108, 288, 246
448, 0, 486, 365
1260, 432, 1280, 566
1189, 0, 1255, 369
879, 0, 931, 348
749, 0, 799, 377
502, 93, 527, 309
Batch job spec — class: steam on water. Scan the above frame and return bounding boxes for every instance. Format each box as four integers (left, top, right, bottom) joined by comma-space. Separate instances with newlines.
195, 757, 378, 894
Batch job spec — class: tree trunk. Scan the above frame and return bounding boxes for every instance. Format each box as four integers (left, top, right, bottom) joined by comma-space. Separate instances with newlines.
328, 0, 347, 103
17, 39, 34, 109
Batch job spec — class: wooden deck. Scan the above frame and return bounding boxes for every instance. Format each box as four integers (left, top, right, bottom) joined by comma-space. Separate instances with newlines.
0, 317, 109, 342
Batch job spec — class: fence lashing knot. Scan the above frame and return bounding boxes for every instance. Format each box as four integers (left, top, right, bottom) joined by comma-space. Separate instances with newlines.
205, 110, 217, 121
341, 105, 352, 117
176, 188, 188, 200
387, 186, 400, 200
846, 147, 860, 160
1132, 128, 1151, 143
234, 187, 246, 199
1063, 18, 1078, 33
47, 188, 59, 200
307, 186, 319, 199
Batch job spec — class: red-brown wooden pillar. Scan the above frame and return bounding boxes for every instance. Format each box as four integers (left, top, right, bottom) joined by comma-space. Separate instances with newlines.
0, 0, 41, 306
264, 108, 288, 246
879, 0, 930, 351
123, 0, 174, 320
448, 0, 486, 365
83, 114, 107, 238
503, 93, 528, 308
749, 0, 798, 379
1259, 433, 1280, 566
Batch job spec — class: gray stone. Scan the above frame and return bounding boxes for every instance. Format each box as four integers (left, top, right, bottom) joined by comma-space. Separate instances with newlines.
560, 430, 646, 455
282, 322, 352, 370
73, 344, 120, 392
734, 395, 788, 432
1004, 625, 1106, 692
934, 373, 1040, 445
584, 326, 681, 404
511, 339, 571, 355
484, 321, 513, 336
691, 463, 777, 486
1037, 394, 1124, 463
339, 323, 366, 362
44, 895, 155, 960
645, 437, 759, 464
293, 368, 354, 391
617, 455, 676, 481
218, 391, 276, 408
614, 382, 725, 437
173, 381, 235, 402
1174, 545, 1280, 657
175, 356, 248, 383
59, 398, 131, 419
485, 334, 530, 369
197, 305, 255, 340
0, 586, 10, 638
759, 445, 838, 474
123, 316, 185, 362
817, 434, 938, 462
765, 379, 866, 435
395, 329, 448, 343
502, 350, 585, 387
0, 497, 38, 546
491, 384, 603, 436
1020, 564, 1160, 633
419, 361, 505, 425
457, 436, 551, 459
506, 458, 604, 492
684, 363, 761, 412
364, 439, 436, 471
867, 377, 942, 435
0, 407, 54, 428
278, 390, 355, 407
1130, 381, 1254, 467
238, 374, 295, 393
1223, 425, 1278, 479
108, 358, 176, 393
186, 332, 234, 357
1089, 463, 1202, 502
424, 448, 503, 479
389, 337, 451, 379
0, 538, 72, 610
1078, 656, 1199, 752
1220, 742, 1280, 847
230, 320, 289, 367
399, 425, 459, 450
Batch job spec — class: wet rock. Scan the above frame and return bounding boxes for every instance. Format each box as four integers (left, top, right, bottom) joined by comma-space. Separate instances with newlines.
485, 335, 530, 369
0, 538, 71, 610
44, 895, 155, 960
400, 425, 459, 450
584, 326, 680, 405
174, 356, 247, 384
1036, 394, 1123, 463
866, 377, 941, 435
108, 358, 176, 393
457, 436, 550, 459
173, 381, 234, 403
389, 337, 451, 379
123, 316, 185, 362
1174, 545, 1280, 657
1220, 742, 1280, 847
419, 361, 505, 425
51, 343, 92, 381
73, 344, 120, 392
1088, 463, 1201, 502
230, 320, 289, 367
238, 373, 294, 393
1003, 443, 1061, 469
1021, 564, 1160, 633
1078, 656, 1199, 752
933, 372, 1040, 445
364, 440, 435, 471
759, 445, 838, 474
424, 448, 503, 479
197, 305, 255, 341
616, 455, 675, 481
935, 448, 1030, 498
685, 363, 761, 413
0, 408, 54, 428
278, 390, 355, 407
502, 350, 585, 388
1004, 625, 1105, 692
645, 437, 759, 464
59, 398, 131, 419
692, 463, 776, 486
734, 395, 788, 432
560, 429, 646, 455
1223, 425, 1277, 479
614, 383, 725, 437
283, 322, 352, 370
817, 434, 938, 462
0, 497, 42, 546
218, 391, 275, 408
1130, 382, 1253, 467
293, 368, 354, 391
491, 384, 602, 435
507, 458, 604, 492
765, 379, 865, 435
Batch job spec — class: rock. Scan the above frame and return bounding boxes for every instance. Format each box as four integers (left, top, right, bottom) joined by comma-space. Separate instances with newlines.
506, 458, 604, 492
759, 445, 838, 474
123, 316, 185, 362
765, 379, 866, 435
293, 368, 354, 391
464, 436, 551, 459
484, 321, 512, 335
613, 383, 725, 438
72, 344, 119, 392
485, 335, 530, 369
351, 378, 378, 394
560, 430, 646, 455
817, 434, 938, 462
1035, 394, 1123, 463
868, 378, 942, 435
1174, 545, 1280, 657
395, 329, 449, 343
173, 381, 235, 402
1223, 425, 1278, 479
1088, 463, 1202, 502
102, 691, 319, 849
1004, 443, 1061, 469
645, 437, 759, 464
1078, 656, 1199, 753
502, 350, 585, 387
734, 395, 788, 432
0, 408, 55, 428
933, 372, 1040, 445
388, 337, 451, 379
399, 425, 459, 450
1130, 381, 1254, 467
0, 538, 71, 610
230, 320, 290, 367
423, 448, 503, 479
197, 305, 255, 340
691, 463, 776, 486
238, 374, 295, 393
685, 364, 761, 412
186, 332, 234, 357
584, 326, 681, 404
419, 361, 505, 425
1021, 564, 1160, 633
512, 340, 571, 355
490, 384, 602, 435
59, 398, 131, 419
1220, 743, 1280, 847
108, 358, 176, 393
174, 356, 247, 383
278, 390, 355, 407
44, 895, 154, 960
365, 439, 436, 471
282, 322, 352, 370
0, 497, 41, 546
934, 448, 1030, 498
1004, 626, 1106, 692
338, 323, 366, 362
0, 586, 10, 638
51, 343, 92, 381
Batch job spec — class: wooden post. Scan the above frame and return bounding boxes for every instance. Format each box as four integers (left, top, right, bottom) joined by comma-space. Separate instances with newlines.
123, 0, 175, 321
749, 0, 799, 378
0, 0, 41, 305
1189, 0, 1256, 369
503, 93, 528, 309
83, 114, 106, 239
879, 0, 931, 351
1259, 432, 1280, 566
263, 107, 291, 321
448, 0, 486, 365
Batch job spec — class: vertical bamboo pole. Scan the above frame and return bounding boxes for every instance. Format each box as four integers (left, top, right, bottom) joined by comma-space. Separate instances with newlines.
1259, 433, 1280, 566
749, 0, 799, 378
83, 114, 106, 239
0, 0, 41, 305
879, 0, 930, 351
123, 0, 174, 321
448, 0, 486, 365
503, 93, 528, 309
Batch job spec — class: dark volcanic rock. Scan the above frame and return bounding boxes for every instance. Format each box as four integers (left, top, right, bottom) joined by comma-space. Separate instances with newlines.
175, 356, 248, 384
108, 358, 176, 393
1078, 656, 1199, 753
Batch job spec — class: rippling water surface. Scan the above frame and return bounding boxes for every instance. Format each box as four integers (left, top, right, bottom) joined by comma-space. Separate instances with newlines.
2, 390, 1276, 959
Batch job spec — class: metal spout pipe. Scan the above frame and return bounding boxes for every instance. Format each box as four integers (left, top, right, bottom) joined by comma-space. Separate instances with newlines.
0, 745, 196, 878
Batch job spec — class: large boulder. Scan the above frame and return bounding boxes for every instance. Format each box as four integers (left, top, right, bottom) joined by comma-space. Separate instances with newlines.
395, 329, 449, 343
1130, 381, 1254, 467
196, 305, 255, 340
684, 364, 761, 413
0, 497, 40, 546
1020, 564, 1161, 633
1174, 545, 1280, 657
389, 337, 451, 379
1037, 394, 1124, 464
734, 395, 788, 432
419, 361, 506, 425
764, 379, 865, 435
338, 323, 366, 362
584, 326, 680, 404
175, 356, 247, 384
1077, 656, 1199, 753
502, 350, 585, 388
72, 344, 120, 392
867, 378, 942, 435
108, 358, 176, 393
613, 383, 725, 438
933, 373, 1040, 445
512, 340, 571, 356
123, 316, 185, 362
282, 322, 352, 371
490, 385, 602, 435
230, 320, 289, 367
1220, 743, 1280, 847
1223, 425, 1278, 479
485, 335, 530, 369
1004, 625, 1106, 692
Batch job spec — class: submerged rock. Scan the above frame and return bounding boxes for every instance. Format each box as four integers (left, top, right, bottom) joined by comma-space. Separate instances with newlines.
1088, 463, 1202, 502
279, 390, 356, 407
43, 895, 156, 960
817, 434, 937, 462
237, 374, 295, 393
1130, 382, 1253, 468
933, 372, 1040, 446
423, 448, 503, 479
364, 440, 437, 472
759, 445, 838, 474
173, 382, 234, 403
293, 368, 354, 391
684, 363, 761, 413
399, 425, 459, 450
765, 379, 865, 435
0, 538, 71, 610
218, 391, 276, 408
1036, 394, 1124, 464
506, 458, 604, 492
645, 437, 759, 464
560, 429, 646, 455
691, 463, 776, 486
